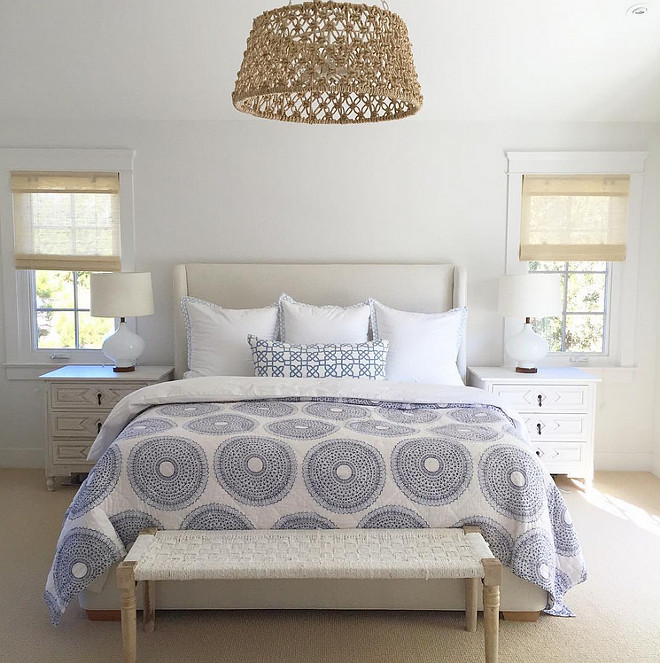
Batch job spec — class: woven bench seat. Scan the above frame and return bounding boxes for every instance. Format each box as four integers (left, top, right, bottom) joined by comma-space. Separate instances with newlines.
117, 527, 502, 663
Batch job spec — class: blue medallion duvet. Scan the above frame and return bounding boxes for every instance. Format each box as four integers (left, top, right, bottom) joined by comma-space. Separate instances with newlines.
45, 377, 586, 623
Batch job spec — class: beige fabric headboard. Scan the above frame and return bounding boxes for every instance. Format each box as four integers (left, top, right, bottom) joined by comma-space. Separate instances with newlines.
173, 263, 467, 381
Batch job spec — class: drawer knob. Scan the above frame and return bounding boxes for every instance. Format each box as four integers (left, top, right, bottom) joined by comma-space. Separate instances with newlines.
537, 394, 543, 407
97, 392, 103, 406
97, 421, 102, 434
536, 423, 542, 436
535, 449, 543, 458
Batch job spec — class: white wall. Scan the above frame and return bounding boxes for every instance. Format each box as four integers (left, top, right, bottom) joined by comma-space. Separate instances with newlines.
1, 119, 659, 473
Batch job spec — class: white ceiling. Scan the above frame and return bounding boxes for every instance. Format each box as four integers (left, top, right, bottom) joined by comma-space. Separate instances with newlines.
1, 0, 659, 123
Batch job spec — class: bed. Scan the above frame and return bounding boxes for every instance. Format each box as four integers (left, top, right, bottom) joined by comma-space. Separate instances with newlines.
46, 263, 584, 623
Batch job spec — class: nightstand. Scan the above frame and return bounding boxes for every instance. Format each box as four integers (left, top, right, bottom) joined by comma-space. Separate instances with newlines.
467, 366, 599, 488
39, 365, 174, 490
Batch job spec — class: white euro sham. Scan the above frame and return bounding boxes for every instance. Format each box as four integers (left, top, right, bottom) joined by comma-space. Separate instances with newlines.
279, 293, 371, 344
370, 300, 467, 386
181, 296, 278, 378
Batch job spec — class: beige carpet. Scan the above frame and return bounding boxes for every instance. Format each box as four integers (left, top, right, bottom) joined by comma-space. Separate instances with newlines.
0, 469, 659, 663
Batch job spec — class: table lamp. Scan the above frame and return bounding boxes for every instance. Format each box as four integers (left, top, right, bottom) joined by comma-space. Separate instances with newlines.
498, 274, 562, 373
90, 272, 154, 372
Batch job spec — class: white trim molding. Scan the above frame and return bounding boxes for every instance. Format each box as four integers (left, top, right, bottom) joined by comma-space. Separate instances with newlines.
504, 151, 647, 369
0, 148, 136, 373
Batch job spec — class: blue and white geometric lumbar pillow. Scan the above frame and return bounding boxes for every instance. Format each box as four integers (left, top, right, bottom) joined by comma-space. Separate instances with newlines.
248, 335, 389, 380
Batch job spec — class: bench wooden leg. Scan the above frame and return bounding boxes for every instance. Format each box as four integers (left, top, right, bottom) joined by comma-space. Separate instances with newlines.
465, 577, 479, 632
117, 561, 138, 663
143, 580, 156, 633
482, 558, 502, 663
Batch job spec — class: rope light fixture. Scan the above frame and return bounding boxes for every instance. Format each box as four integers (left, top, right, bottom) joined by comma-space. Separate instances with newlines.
232, 0, 423, 124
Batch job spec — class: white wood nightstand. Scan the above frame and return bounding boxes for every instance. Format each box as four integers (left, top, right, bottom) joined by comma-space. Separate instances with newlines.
39, 365, 174, 490
467, 367, 599, 488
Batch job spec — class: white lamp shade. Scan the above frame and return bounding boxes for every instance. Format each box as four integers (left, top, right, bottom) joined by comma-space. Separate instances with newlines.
90, 272, 154, 318
498, 274, 562, 319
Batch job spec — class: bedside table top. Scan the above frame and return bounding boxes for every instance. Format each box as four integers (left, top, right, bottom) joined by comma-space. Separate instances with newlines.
39, 365, 175, 381
468, 366, 600, 382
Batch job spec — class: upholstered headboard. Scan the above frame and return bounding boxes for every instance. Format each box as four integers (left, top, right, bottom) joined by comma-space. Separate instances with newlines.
173, 263, 467, 381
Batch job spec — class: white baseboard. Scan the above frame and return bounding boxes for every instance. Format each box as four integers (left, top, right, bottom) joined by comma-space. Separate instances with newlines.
0, 448, 43, 468
595, 452, 652, 472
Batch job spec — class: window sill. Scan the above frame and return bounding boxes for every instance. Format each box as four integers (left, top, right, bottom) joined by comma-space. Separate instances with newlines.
530, 363, 636, 384
4, 360, 112, 381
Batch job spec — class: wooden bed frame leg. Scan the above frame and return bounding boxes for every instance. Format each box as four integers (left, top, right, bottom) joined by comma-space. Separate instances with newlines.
143, 580, 155, 633
117, 561, 138, 663
482, 558, 502, 663
86, 610, 122, 621
501, 611, 541, 622
462, 525, 481, 633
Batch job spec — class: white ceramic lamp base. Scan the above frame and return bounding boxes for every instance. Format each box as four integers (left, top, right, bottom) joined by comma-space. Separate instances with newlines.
505, 322, 549, 374
102, 321, 145, 372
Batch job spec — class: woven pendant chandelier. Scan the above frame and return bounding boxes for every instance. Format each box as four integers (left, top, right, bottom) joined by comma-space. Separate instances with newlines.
232, 0, 423, 124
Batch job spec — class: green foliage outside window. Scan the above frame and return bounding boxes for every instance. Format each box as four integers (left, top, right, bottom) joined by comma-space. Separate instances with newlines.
528, 261, 608, 354
34, 271, 114, 349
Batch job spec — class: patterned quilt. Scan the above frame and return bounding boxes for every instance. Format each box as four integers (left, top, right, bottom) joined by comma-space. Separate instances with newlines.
45, 377, 586, 623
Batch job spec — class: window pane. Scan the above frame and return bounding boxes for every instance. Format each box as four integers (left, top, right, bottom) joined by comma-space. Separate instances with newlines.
567, 273, 606, 313
568, 261, 607, 272
528, 261, 565, 272
36, 310, 76, 348
76, 271, 92, 309
35, 270, 75, 309
565, 315, 604, 353
78, 311, 114, 349
532, 316, 563, 352
32, 193, 71, 227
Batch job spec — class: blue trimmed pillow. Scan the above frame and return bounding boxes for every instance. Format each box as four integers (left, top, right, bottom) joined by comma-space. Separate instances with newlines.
248, 335, 389, 380
369, 300, 467, 385
181, 297, 278, 378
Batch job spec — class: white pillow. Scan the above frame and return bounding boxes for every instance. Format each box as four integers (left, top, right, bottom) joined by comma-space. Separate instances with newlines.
279, 293, 371, 344
369, 300, 467, 386
181, 297, 278, 378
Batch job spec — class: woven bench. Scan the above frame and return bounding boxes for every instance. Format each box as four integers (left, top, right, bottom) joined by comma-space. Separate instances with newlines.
117, 526, 502, 663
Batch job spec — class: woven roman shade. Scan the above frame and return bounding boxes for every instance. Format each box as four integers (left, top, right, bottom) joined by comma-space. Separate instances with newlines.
520, 174, 630, 262
11, 172, 121, 271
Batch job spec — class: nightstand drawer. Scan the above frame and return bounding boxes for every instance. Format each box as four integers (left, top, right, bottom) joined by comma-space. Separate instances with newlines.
523, 413, 589, 441
53, 440, 94, 465
533, 441, 584, 465
50, 383, 147, 410
50, 411, 108, 437
491, 383, 589, 412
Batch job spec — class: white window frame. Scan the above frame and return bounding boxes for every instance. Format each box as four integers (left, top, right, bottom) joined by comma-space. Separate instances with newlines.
0, 149, 135, 375
505, 151, 647, 368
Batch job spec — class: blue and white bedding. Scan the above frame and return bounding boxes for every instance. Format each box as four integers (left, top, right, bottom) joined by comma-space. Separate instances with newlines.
45, 377, 586, 623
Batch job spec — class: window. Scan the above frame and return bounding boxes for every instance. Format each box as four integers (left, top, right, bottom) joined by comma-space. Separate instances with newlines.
505, 152, 647, 367
528, 261, 611, 354
33, 271, 114, 350
0, 149, 135, 372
